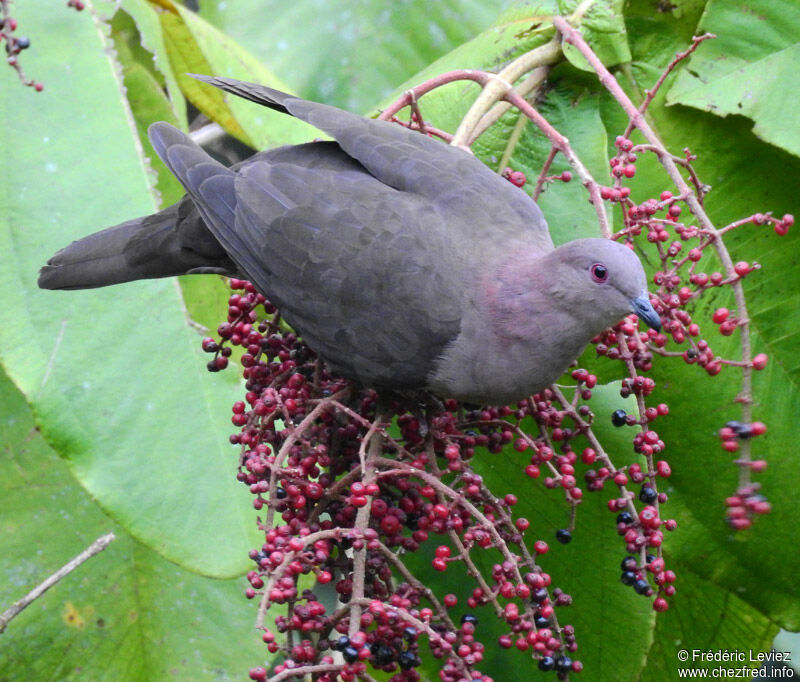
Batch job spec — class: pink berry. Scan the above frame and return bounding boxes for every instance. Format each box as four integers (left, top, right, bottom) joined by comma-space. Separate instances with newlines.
752, 353, 768, 370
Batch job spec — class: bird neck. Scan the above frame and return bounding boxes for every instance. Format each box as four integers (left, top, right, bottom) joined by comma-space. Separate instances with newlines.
482, 247, 572, 342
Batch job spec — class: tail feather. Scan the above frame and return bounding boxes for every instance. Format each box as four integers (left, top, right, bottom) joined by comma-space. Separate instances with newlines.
38, 202, 234, 290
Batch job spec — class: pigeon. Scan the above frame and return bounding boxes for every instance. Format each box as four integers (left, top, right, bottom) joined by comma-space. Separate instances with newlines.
38, 75, 661, 406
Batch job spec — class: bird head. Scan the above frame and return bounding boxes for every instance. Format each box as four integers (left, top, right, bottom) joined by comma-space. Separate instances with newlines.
549, 238, 661, 333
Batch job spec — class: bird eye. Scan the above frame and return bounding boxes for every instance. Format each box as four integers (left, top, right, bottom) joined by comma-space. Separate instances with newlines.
590, 263, 608, 283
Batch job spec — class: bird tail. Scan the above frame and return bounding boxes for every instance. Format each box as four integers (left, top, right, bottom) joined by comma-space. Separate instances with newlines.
37, 202, 233, 290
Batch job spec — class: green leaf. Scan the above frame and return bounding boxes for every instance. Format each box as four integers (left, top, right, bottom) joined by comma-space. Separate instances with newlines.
560, 0, 633, 71
199, 0, 514, 112
160, 4, 318, 149
120, 0, 188, 130
666, 0, 800, 158
110, 7, 184, 204
0, 0, 258, 577
647, 569, 776, 681
0, 368, 268, 680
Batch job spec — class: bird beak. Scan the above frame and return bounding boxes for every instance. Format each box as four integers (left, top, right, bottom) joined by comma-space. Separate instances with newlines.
630, 293, 661, 331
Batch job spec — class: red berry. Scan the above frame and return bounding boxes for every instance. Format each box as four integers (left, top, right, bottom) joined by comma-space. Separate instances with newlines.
752, 353, 768, 370
712, 308, 729, 324
734, 261, 750, 277
653, 597, 669, 612
507, 170, 526, 187
722, 439, 740, 453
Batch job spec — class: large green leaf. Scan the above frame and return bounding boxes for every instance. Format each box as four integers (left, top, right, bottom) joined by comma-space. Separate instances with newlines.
559, 0, 632, 71
199, 0, 513, 112
0, 0, 258, 577
160, 3, 319, 149
0, 368, 267, 680
666, 0, 800, 158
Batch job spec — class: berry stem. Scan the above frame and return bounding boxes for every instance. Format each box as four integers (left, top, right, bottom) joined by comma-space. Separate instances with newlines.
554, 14, 756, 487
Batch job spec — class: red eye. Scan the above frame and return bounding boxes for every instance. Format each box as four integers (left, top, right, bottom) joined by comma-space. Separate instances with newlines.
590, 263, 608, 283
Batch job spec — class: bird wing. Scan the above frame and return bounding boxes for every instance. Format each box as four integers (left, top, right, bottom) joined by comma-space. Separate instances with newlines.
190, 75, 554, 253
149, 126, 465, 388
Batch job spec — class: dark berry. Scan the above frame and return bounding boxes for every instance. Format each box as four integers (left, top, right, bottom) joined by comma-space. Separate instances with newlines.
372, 644, 395, 665
633, 579, 653, 596
555, 529, 572, 544
532, 587, 549, 603
621, 556, 638, 572
398, 651, 419, 670
639, 486, 657, 504
461, 613, 478, 625
616, 511, 634, 525
342, 645, 360, 663
612, 409, 628, 427
556, 656, 573, 673
621, 571, 637, 585
538, 656, 556, 671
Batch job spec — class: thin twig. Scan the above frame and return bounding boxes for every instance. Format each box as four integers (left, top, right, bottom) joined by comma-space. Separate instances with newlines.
0, 532, 116, 633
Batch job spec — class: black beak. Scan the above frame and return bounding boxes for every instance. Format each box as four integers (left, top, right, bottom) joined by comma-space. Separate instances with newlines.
630, 293, 661, 331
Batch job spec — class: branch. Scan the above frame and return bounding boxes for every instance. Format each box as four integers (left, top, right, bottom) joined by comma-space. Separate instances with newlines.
0, 532, 116, 633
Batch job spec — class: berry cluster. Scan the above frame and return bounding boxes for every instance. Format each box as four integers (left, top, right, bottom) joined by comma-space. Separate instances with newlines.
1, 0, 85, 91
592, 133, 788, 533
1, 2, 42, 90
719, 420, 770, 529
203, 280, 587, 681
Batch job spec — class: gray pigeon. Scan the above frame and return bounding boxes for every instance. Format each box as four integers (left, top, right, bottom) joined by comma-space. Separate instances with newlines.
38, 75, 660, 406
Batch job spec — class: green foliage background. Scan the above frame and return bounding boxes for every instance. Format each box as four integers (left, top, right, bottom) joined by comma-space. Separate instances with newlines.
1, 0, 798, 679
